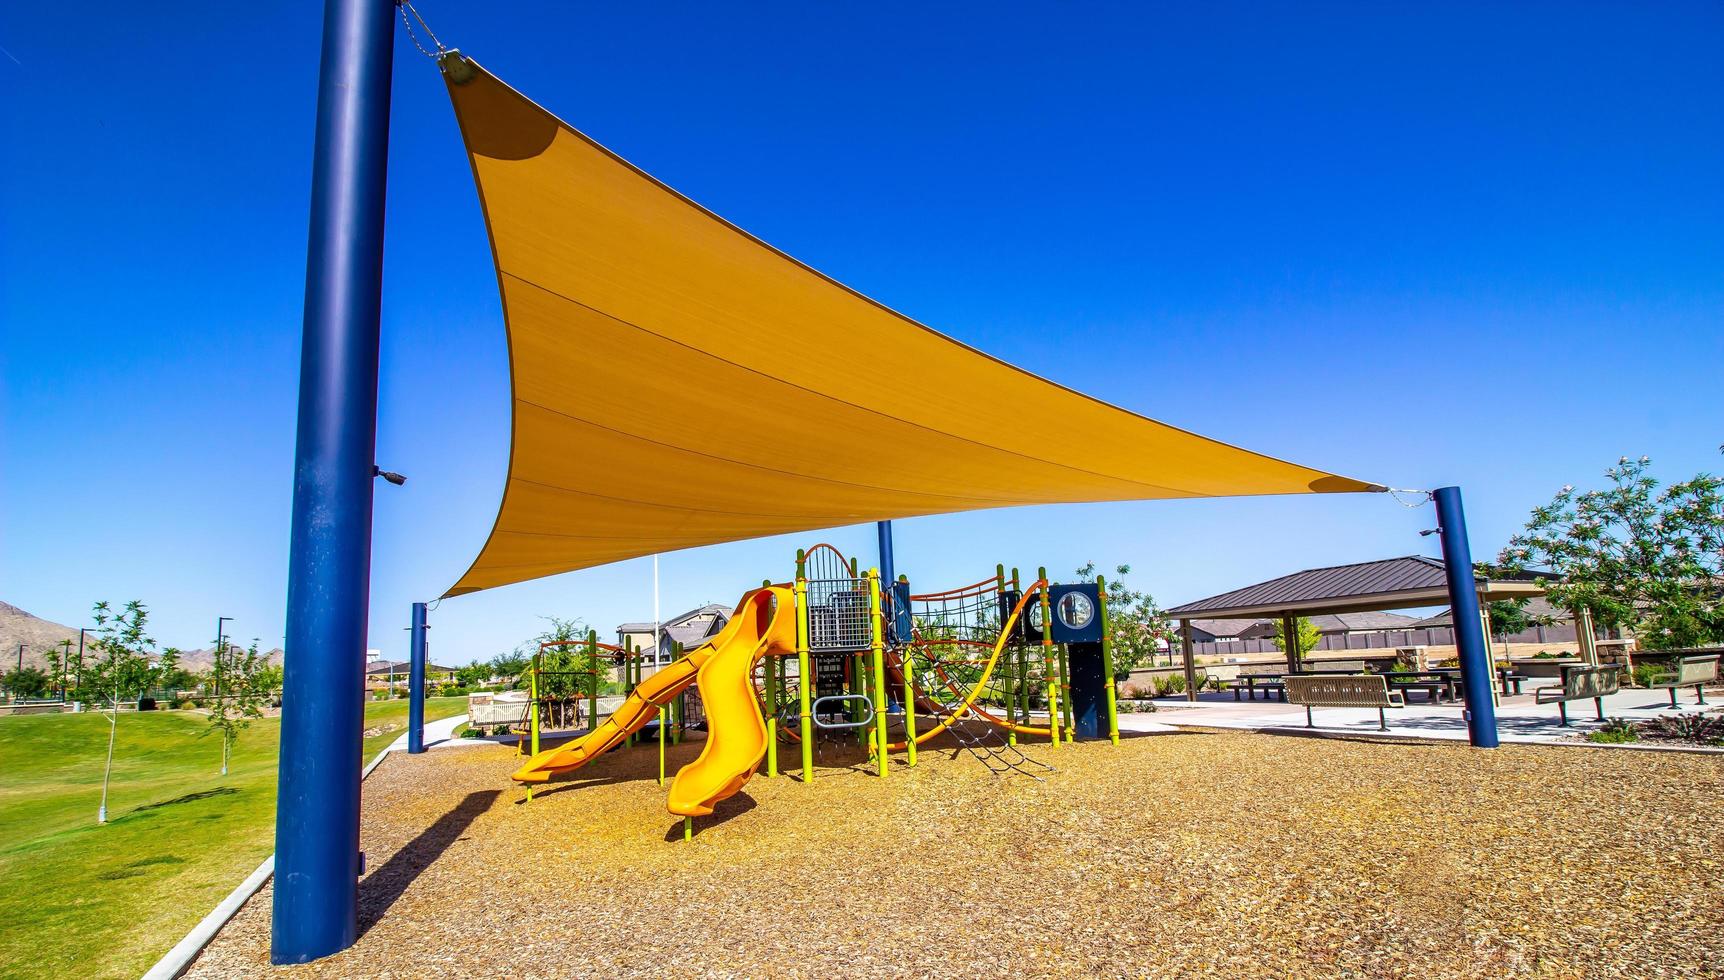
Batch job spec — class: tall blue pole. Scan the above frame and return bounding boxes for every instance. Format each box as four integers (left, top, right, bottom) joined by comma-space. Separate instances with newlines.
407, 602, 427, 754
272, 0, 395, 964
876, 520, 896, 587
1433, 486, 1499, 748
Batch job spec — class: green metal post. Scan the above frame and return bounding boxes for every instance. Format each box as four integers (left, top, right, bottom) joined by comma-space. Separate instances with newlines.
585, 631, 598, 734
869, 570, 889, 778
900, 574, 918, 767
1097, 575, 1119, 745
1040, 567, 1060, 748
795, 552, 814, 782
765, 635, 779, 777
1058, 641, 1073, 743
999, 563, 1015, 746
526, 652, 539, 803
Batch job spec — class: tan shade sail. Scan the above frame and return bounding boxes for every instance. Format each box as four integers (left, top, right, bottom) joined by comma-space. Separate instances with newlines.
438, 55, 1379, 597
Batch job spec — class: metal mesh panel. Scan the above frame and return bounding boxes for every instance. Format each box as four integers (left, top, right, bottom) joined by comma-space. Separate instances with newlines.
806, 577, 871, 651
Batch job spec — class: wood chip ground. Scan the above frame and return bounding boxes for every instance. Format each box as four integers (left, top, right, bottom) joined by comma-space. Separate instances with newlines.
187, 730, 1724, 978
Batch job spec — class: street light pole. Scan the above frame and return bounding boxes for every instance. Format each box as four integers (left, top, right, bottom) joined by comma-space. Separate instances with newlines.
215, 616, 233, 712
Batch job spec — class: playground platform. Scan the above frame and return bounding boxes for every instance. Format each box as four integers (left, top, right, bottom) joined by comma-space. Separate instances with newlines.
184, 727, 1722, 978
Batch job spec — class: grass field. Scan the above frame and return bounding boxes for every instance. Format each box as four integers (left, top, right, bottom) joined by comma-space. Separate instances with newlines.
0, 697, 466, 980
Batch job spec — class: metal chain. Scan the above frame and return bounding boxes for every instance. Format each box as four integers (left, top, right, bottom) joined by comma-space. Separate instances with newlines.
398, 0, 447, 59
1386, 486, 1433, 508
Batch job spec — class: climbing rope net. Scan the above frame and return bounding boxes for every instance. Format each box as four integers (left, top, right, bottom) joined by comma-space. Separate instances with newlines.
897, 578, 1055, 780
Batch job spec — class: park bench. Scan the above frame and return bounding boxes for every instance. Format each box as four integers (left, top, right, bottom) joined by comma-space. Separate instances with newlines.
1645, 655, 1718, 707
1227, 665, 1286, 701
1533, 664, 1620, 726
1282, 674, 1404, 731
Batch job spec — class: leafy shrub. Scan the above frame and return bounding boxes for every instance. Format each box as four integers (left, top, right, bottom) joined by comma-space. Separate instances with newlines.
1586, 717, 1639, 744
1631, 663, 1668, 688
1640, 712, 1724, 745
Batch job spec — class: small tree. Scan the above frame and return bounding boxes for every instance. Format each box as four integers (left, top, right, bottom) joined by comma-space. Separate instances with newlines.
3, 666, 52, 698
89, 600, 154, 824
526, 617, 600, 728
1272, 617, 1321, 666
44, 644, 66, 698
206, 639, 267, 776
455, 661, 492, 688
1076, 562, 1175, 673
1501, 454, 1724, 650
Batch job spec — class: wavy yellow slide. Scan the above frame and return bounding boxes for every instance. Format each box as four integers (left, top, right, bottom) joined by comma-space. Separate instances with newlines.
513, 586, 797, 820
667, 586, 796, 816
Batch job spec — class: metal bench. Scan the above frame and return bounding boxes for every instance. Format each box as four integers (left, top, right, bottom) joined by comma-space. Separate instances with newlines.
1534, 665, 1620, 726
1282, 674, 1404, 731
1645, 655, 1717, 707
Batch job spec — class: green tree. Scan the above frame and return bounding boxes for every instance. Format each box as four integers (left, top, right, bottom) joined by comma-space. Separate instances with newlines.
1272, 616, 1322, 665
488, 649, 530, 681
456, 661, 492, 688
43, 643, 71, 697
526, 617, 600, 728
85, 600, 155, 707
3, 666, 52, 698
1500, 454, 1724, 650
1076, 562, 1175, 673
88, 600, 154, 824
155, 647, 197, 694
206, 639, 268, 776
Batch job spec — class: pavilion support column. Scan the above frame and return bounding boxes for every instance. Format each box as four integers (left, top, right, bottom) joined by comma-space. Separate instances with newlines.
1282, 615, 1300, 673
407, 602, 427, 754
1433, 486, 1500, 748
1180, 621, 1197, 702
272, 0, 395, 963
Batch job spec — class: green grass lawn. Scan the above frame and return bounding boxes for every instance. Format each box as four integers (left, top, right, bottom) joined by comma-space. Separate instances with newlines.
0, 697, 465, 980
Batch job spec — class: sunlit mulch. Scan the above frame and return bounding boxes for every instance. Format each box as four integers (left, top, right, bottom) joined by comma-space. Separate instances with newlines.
187, 728, 1724, 979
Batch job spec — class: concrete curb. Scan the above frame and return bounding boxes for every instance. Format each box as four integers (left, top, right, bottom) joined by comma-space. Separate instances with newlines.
140, 749, 396, 979
1160, 721, 1724, 755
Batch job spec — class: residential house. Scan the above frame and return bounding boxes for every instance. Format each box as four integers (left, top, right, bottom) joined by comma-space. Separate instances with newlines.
616, 603, 732, 677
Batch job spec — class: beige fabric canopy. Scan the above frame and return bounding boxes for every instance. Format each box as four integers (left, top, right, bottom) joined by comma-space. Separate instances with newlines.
438, 55, 1379, 597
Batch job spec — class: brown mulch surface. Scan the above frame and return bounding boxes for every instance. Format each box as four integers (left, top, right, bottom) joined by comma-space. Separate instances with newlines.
187, 730, 1724, 979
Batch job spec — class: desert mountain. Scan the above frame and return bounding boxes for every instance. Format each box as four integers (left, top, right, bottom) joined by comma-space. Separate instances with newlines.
0, 601, 283, 674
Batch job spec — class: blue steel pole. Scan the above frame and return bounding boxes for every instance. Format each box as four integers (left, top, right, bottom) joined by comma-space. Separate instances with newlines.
407, 602, 427, 754
1433, 486, 1499, 749
272, 0, 396, 964
876, 520, 896, 589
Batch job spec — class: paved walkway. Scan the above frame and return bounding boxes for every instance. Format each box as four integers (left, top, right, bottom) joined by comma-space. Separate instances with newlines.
380, 713, 473, 753
1119, 685, 1719, 746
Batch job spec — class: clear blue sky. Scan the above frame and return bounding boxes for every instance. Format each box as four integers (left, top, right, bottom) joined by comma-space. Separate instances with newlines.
3, 2, 1719, 664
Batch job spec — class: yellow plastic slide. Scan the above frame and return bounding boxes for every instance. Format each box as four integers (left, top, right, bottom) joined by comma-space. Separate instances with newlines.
512, 587, 797, 823
667, 586, 796, 817
511, 648, 706, 783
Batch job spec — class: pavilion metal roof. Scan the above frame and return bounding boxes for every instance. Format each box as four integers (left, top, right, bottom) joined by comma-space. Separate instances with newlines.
1165, 556, 1544, 621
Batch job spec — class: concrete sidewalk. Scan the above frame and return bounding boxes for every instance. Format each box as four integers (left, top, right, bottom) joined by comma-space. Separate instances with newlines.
1119, 686, 1721, 747
380, 712, 474, 753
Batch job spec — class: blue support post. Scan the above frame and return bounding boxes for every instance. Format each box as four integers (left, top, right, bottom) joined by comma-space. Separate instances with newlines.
876, 520, 896, 593
1433, 486, 1500, 749
271, 0, 396, 964
407, 602, 427, 754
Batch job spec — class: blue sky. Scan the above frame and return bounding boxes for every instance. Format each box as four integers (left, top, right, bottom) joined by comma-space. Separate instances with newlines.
2, 2, 1719, 664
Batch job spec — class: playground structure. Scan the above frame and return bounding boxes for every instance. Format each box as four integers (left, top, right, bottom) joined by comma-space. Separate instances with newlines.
508, 543, 1123, 832
270, 10, 1499, 963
